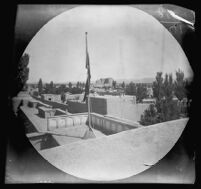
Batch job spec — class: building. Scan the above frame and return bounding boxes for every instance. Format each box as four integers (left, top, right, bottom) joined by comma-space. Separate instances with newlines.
67, 95, 149, 122
94, 78, 114, 88
17, 95, 190, 181
41, 94, 61, 102
142, 98, 156, 104
29, 87, 39, 96
65, 93, 84, 101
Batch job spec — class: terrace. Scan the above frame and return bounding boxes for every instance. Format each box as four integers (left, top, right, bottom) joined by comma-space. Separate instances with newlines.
20, 98, 141, 151
17, 96, 189, 181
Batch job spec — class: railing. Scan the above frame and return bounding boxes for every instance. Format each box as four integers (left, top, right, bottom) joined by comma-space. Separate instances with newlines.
46, 112, 141, 134
47, 113, 88, 131
90, 113, 141, 135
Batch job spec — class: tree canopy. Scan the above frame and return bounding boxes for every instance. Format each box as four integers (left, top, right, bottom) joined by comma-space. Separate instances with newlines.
125, 82, 148, 103
140, 70, 188, 126
38, 78, 43, 95
140, 104, 158, 126
69, 82, 72, 89
136, 84, 147, 103
153, 72, 164, 101
121, 81, 125, 89
61, 92, 66, 103
174, 69, 186, 101
112, 80, 117, 89
12, 53, 30, 96
125, 82, 136, 95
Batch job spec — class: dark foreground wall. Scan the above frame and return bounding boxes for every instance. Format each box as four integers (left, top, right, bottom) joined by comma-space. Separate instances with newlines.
67, 98, 107, 114
90, 97, 107, 115
67, 101, 88, 113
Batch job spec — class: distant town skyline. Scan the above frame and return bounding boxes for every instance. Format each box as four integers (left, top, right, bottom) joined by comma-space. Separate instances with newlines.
27, 74, 191, 85
25, 6, 193, 83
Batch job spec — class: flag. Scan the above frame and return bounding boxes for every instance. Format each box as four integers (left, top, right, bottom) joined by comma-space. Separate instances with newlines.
83, 33, 91, 102
82, 32, 96, 139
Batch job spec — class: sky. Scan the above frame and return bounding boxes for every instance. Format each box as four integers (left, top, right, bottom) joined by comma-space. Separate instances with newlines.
24, 5, 193, 83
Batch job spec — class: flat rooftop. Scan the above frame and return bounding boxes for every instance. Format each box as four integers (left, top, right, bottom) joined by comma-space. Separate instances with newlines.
20, 105, 189, 181
21, 106, 105, 146
40, 118, 189, 181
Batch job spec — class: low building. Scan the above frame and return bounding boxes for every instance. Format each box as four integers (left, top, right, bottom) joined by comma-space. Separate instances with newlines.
65, 93, 84, 101
68, 95, 148, 122
29, 87, 39, 96
94, 78, 114, 88
142, 98, 156, 104
41, 94, 61, 102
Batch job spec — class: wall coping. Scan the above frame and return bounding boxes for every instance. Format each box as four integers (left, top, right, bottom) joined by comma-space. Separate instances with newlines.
90, 113, 140, 128
48, 112, 88, 119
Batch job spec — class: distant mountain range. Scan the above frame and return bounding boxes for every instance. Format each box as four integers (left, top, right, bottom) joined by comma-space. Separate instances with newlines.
27, 76, 192, 85
27, 77, 155, 85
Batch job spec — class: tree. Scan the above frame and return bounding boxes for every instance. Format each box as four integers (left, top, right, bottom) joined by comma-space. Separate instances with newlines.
121, 81, 125, 89
50, 81, 54, 88
76, 81, 80, 89
81, 82, 85, 89
69, 82, 72, 89
14, 53, 30, 93
38, 78, 43, 95
55, 84, 66, 94
153, 72, 164, 101
112, 80, 117, 89
157, 73, 180, 122
140, 71, 181, 126
49, 81, 54, 93
136, 83, 147, 103
125, 82, 137, 95
71, 87, 82, 94
44, 83, 49, 93
140, 104, 158, 126
174, 69, 186, 101
61, 92, 66, 103
163, 74, 174, 100
33, 91, 39, 97
60, 84, 66, 93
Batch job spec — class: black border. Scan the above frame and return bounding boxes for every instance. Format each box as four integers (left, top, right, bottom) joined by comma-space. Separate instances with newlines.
4, 0, 200, 187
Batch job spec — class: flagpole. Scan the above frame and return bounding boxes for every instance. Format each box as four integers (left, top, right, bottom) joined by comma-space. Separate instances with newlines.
85, 32, 92, 131
88, 92, 92, 130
